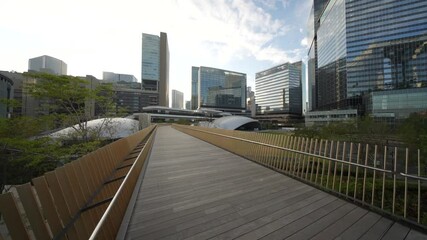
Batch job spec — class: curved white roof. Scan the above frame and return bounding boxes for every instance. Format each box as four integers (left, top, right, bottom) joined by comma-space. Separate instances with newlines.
50, 118, 139, 139
212, 116, 260, 130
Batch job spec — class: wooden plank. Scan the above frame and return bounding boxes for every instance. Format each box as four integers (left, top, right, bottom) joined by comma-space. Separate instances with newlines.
310, 207, 368, 240
381, 222, 410, 240
0, 192, 30, 240
56, 166, 88, 239
358, 217, 393, 240
336, 211, 382, 240
32, 176, 64, 238
45, 171, 79, 240
285, 203, 356, 240
16, 183, 51, 239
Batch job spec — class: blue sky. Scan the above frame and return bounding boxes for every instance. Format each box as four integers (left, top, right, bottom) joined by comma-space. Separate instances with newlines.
0, 0, 312, 104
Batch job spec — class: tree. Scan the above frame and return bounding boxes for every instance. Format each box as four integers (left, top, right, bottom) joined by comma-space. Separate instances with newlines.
25, 72, 117, 141
0, 116, 62, 193
0, 73, 119, 193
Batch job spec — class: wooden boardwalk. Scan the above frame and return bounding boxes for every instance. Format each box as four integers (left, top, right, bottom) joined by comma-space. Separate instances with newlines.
123, 126, 426, 240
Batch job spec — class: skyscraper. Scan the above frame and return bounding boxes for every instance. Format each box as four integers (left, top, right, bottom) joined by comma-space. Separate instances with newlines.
141, 32, 169, 107
28, 55, 67, 75
191, 66, 199, 110
307, 0, 427, 124
172, 89, 184, 109
191, 66, 246, 113
255, 62, 302, 115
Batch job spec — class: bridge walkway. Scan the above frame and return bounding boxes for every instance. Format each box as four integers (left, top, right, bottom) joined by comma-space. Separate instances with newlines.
123, 126, 425, 240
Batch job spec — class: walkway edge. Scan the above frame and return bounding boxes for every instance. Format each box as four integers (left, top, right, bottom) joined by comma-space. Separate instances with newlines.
116, 129, 157, 240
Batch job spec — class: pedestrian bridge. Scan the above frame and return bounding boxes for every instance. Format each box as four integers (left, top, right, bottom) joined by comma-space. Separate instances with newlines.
1, 125, 426, 239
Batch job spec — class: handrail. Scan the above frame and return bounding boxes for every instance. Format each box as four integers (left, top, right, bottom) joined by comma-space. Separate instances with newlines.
178, 125, 414, 176
400, 173, 427, 181
89, 126, 156, 239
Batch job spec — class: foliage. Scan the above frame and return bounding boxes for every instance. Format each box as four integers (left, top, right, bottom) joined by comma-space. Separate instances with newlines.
0, 116, 60, 192
295, 117, 393, 145
24, 72, 117, 141
398, 113, 427, 157
0, 73, 120, 192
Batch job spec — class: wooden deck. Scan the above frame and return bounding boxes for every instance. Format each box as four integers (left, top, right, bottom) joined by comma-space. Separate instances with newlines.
123, 126, 426, 240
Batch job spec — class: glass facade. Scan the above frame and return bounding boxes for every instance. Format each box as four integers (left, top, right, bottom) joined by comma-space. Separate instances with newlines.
316, 0, 347, 110
346, 0, 427, 97
191, 67, 199, 110
193, 66, 246, 110
103, 72, 138, 83
141, 34, 160, 81
141, 32, 169, 107
255, 62, 302, 115
309, 0, 427, 120
366, 87, 427, 120
172, 89, 184, 109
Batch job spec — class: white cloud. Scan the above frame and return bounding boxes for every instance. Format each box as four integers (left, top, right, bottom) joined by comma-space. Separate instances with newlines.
301, 37, 309, 47
174, 0, 293, 64
0, 0, 309, 102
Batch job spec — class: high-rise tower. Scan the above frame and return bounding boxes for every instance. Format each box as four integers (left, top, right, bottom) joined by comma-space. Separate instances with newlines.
307, 0, 427, 125
141, 32, 169, 107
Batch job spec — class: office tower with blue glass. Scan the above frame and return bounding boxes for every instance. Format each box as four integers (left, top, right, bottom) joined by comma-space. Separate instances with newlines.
141, 32, 169, 107
255, 62, 303, 116
191, 66, 246, 113
306, 0, 427, 125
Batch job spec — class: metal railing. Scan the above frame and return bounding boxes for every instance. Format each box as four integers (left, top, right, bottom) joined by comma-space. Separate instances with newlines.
173, 124, 427, 229
0, 125, 156, 240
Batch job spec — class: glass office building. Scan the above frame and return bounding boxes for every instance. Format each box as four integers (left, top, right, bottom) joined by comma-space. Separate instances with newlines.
255, 62, 302, 115
141, 32, 169, 107
172, 89, 184, 109
192, 66, 246, 111
308, 0, 427, 122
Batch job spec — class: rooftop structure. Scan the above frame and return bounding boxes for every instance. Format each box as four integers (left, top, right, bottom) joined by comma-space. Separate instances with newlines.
28, 55, 67, 75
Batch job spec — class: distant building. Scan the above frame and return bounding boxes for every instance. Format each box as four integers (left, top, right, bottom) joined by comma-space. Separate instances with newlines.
0, 71, 42, 117
103, 72, 137, 83
255, 61, 302, 115
141, 32, 169, 107
246, 87, 256, 117
185, 100, 191, 110
114, 88, 144, 114
28, 55, 67, 75
192, 66, 246, 114
0, 74, 13, 118
191, 67, 198, 110
172, 89, 184, 109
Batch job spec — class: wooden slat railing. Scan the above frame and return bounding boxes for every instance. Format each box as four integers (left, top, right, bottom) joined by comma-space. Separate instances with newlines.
0, 125, 156, 239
